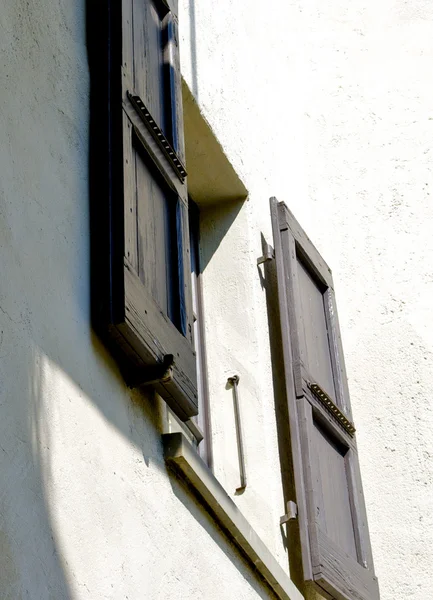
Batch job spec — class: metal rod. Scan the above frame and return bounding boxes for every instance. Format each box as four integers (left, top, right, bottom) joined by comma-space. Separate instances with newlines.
228, 375, 247, 492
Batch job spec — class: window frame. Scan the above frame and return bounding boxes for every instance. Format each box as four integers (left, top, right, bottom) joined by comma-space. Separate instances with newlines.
189, 200, 213, 468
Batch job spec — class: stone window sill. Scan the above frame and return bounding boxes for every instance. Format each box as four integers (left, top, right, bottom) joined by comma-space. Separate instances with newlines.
162, 432, 304, 600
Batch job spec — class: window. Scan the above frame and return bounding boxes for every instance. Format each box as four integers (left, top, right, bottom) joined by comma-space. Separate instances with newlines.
89, 0, 198, 422
164, 200, 213, 466
270, 197, 380, 600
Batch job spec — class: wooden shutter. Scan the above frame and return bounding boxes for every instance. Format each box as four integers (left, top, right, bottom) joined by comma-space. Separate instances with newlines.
270, 198, 379, 600
89, 0, 197, 420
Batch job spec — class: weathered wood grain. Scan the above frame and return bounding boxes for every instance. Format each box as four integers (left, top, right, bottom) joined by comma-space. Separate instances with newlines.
314, 529, 379, 600
123, 111, 139, 271
133, 0, 166, 133
90, 0, 197, 420
271, 197, 380, 600
280, 227, 304, 398
270, 197, 313, 582
297, 258, 336, 400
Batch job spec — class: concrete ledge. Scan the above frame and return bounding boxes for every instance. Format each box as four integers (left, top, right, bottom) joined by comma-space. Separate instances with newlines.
163, 432, 304, 600
182, 80, 248, 206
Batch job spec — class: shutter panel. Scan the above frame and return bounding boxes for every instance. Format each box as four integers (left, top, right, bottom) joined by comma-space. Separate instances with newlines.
270, 198, 379, 600
89, 0, 197, 421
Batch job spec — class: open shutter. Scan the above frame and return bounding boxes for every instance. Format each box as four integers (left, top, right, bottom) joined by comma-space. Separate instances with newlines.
89, 0, 197, 420
270, 198, 379, 600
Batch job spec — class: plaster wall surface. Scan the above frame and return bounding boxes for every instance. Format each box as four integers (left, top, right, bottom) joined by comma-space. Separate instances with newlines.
0, 0, 432, 599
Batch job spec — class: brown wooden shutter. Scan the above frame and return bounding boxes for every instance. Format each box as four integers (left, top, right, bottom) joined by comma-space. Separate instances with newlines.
270, 198, 379, 600
89, 0, 197, 420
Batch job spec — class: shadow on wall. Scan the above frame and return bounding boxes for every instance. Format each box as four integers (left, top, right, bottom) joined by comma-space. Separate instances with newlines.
0, 1, 162, 598
0, 342, 72, 599
198, 199, 244, 271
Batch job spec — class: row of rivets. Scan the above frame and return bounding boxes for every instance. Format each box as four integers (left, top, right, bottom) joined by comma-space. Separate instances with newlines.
127, 92, 187, 180
309, 384, 356, 436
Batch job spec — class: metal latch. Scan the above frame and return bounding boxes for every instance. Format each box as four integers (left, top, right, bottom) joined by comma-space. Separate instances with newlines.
280, 501, 298, 525
257, 243, 274, 266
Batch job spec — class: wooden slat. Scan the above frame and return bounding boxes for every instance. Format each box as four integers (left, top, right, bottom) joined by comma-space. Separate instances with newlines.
133, 0, 166, 133
122, 0, 134, 97
324, 288, 352, 419
311, 420, 357, 561
277, 202, 333, 290
348, 446, 375, 570
123, 111, 138, 271
169, 9, 186, 163
314, 529, 379, 600
270, 197, 313, 582
296, 398, 320, 577
346, 449, 367, 568
123, 262, 197, 415
280, 228, 304, 398
124, 261, 195, 369
135, 147, 170, 313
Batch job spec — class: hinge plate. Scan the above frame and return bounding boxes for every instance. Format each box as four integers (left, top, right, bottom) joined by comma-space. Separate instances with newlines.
280, 501, 298, 525
257, 243, 275, 266
127, 92, 187, 182
309, 383, 356, 436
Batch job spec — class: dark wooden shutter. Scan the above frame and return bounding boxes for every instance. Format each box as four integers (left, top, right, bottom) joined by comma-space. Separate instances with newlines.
270, 198, 379, 600
89, 0, 197, 420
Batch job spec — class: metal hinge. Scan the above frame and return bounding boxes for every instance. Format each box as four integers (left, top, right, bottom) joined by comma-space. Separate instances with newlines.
257, 243, 274, 266
136, 354, 175, 387
280, 501, 298, 525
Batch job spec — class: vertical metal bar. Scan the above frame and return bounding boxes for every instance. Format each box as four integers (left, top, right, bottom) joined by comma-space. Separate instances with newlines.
228, 375, 247, 492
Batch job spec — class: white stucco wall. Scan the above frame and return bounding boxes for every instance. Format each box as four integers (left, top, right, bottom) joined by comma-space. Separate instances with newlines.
0, 0, 432, 599
180, 1, 433, 600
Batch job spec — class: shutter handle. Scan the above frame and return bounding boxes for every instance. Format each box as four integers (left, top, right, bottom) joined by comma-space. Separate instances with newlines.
228, 375, 247, 493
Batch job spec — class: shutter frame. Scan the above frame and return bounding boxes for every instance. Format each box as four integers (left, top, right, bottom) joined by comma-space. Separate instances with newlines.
90, 0, 198, 421
270, 198, 379, 600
